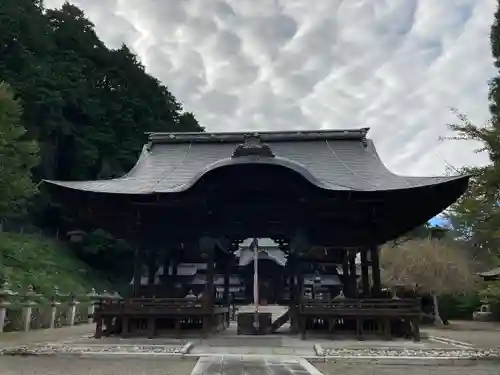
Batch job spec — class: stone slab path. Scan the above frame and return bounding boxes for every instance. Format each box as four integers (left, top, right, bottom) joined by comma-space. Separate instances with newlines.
190, 356, 322, 375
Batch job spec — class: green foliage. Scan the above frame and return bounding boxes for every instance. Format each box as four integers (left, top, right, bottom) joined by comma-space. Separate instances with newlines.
438, 293, 483, 320
480, 280, 500, 306
479, 281, 500, 318
78, 229, 134, 284
0, 232, 110, 295
0, 83, 38, 220
0, 0, 202, 198
0, 1, 203, 282
443, 1, 500, 262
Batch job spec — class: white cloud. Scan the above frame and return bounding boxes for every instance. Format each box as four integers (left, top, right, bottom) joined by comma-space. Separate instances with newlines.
45, 0, 496, 176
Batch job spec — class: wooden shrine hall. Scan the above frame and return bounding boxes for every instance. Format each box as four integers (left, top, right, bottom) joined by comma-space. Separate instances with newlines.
44, 129, 469, 340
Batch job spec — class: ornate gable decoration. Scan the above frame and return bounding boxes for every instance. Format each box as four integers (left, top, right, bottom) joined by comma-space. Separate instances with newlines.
232, 134, 275, 158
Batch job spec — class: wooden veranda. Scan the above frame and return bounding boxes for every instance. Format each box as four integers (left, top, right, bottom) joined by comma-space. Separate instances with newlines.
94, 297, 229, 338
298, 298, 421, 341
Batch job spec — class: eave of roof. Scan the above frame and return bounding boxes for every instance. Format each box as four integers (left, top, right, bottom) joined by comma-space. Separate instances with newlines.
147, 128, 370, 144
43, 128, 470, 195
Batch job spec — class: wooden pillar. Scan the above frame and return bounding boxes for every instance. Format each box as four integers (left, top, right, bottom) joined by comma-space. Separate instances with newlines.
200, 237, 215, 305
171, 252, 179, 297
348, 254, 357, 298
132, 248, 143, 297
371, 245, 381, 294
162, 256, 171, 297
288, 256, 298, 332
297, 260, 306, 339
223, 257, 231, 324
289, 230, 309, 339
206, 255, 215, 303
341, 250, 350, 296
200, 237, 216, 336
360, 248, 370, 296
297, 261, 304, 302
287, 260, 295, 307
147, 250, 156, 287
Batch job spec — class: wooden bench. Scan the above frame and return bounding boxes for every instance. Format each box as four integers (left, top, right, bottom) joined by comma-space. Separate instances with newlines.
94, 298, 228, 338
299, 298, 421, 341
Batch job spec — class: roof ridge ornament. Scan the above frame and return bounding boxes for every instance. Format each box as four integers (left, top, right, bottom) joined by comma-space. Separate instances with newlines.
361, 128, 368, 147
232, 133, 275, 158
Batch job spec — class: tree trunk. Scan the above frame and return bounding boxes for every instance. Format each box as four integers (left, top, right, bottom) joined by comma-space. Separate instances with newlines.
432, 293, 444, 325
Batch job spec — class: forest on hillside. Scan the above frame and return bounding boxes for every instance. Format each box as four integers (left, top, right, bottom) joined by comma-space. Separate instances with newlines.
0, 1, 202, 286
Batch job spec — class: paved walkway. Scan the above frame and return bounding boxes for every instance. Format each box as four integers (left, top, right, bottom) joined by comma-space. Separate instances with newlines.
0, 357, 198, 375
1, 321, 500, 374
1, 356, 498, 375
191, 356, 321, 375
315, 362, 500, 375
423, 321, 500, 349
0, 324, 94, 349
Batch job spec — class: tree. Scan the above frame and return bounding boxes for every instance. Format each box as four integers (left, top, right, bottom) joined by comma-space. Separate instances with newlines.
0, 1, 203, 282
381, 239, 478, 324
443, 0, 500, 259
0, 83, 38, 220
442, 110, 500, 258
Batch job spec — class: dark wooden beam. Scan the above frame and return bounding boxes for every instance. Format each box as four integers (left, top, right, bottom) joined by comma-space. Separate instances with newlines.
132, 248, 143, 297
223, 257, 231, 324
360, 248, 370, 295
147, 249, 156, 286
341, 251, 350, 295
348, 254, 357, 298
371, 245, 381, 294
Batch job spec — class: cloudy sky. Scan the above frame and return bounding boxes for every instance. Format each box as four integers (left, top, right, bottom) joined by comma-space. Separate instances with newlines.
45, 0, 496, 177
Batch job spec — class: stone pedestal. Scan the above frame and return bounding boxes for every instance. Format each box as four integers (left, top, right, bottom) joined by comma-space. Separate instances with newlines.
237, 312, 272, 335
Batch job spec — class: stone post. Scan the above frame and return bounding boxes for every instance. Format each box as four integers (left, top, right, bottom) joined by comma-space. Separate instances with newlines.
22, 285, 38, 332
87, 288, 98, 324
0, 281, 15, 332
49, 286, 62, 329
68, 293, 78, 326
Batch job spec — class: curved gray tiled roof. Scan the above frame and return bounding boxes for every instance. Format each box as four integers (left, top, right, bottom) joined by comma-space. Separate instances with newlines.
45, 129, 465, 194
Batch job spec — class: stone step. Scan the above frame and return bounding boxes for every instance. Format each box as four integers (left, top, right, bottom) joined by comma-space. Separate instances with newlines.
237, 305, 289, 320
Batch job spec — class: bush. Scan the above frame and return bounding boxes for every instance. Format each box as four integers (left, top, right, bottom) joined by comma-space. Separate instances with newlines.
438, 293, 482, 320
0, 232, 110, 295
480, 281, 500, 319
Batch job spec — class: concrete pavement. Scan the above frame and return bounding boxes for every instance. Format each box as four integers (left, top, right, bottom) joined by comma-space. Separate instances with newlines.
0, 324, 94, 349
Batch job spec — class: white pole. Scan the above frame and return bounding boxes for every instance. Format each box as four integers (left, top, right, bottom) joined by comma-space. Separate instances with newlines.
252, 238, 259, 330
253, 238, 259, 311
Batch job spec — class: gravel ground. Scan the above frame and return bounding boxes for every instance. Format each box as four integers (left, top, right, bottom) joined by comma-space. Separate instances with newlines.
0, 356, 198, 375
1, 343, 186, 356
321, 347, 500, 359
314, 361, 500, 375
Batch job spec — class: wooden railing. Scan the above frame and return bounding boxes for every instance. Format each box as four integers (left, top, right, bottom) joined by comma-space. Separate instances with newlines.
96, 297, 224, 315
298, 298, 422, 341
301, 298, 421, 316
94, 297, 229, 338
